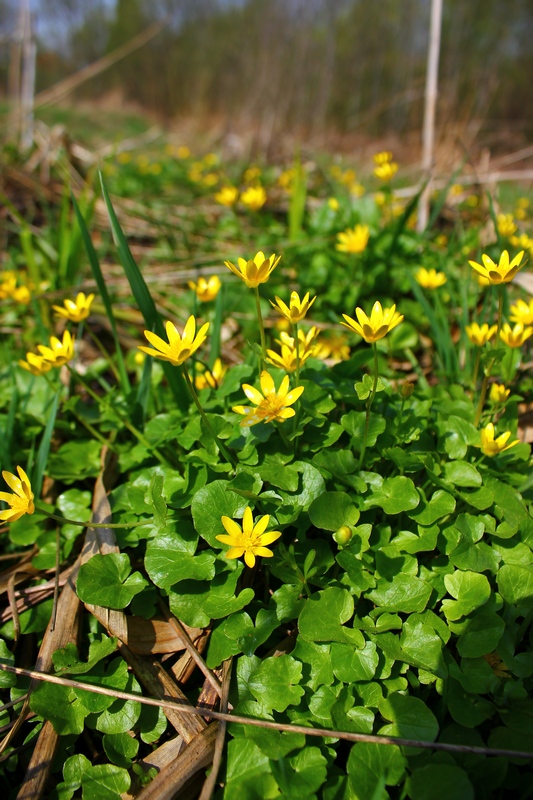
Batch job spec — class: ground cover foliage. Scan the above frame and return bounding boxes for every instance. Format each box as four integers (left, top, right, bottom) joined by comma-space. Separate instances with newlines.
1, 142, 533, 799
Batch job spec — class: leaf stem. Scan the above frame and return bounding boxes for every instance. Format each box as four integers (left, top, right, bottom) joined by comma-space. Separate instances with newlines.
181, 366, 237, 467
35, 506, 149, 529
357, 342, 379, 471
474, 289, 504, 427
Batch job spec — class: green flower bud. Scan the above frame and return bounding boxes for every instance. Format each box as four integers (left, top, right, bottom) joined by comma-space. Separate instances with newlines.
333, 525, 353, 546
400, 380, 414, 398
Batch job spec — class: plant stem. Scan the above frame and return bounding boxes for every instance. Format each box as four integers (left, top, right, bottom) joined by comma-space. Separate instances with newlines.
35, 507, 149, 528
357, 343, 379, 471
472, 348, 481, 387
181, 366, 237, 467
293, 321, 301, 386
474, 289, 505, 427
86, 327, 122, 385
254, 287, 267, 367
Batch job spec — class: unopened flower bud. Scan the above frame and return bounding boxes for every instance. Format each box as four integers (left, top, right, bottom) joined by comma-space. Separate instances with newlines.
400, 381, 414, 398
333, 525, 353, 546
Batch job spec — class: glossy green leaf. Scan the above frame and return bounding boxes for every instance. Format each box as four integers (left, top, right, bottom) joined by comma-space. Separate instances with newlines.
76, 553, 148, 609
442, 571, 491, 621
308, 491, 360, 531
379, 693, 439, 742
248, 655, 305, 712
299, 587, 363, 645
365, 476, 420, 514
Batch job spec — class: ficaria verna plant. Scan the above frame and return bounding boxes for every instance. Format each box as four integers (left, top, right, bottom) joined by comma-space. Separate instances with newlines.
1, 154, 533, 800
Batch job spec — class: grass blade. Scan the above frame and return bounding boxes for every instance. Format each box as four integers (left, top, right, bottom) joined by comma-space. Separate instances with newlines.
100, 175, 189, 410
32, 390, 60, 500
72, 192, 131, 396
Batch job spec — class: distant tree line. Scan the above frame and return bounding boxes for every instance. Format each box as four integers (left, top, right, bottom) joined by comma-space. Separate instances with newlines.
2, 0, 533, 149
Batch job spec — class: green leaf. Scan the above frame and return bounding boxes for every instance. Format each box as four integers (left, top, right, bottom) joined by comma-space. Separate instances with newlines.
244, 727, 305, 760
456, 610, 505, 657
30, 682, 89, 735
53, 635, 118, 674
191, 480, 248, 547
408, 489, 455, 525
367, 574, 432, 613
347, 742, 406, 798
248, 655, 305, 712
73, 659, 130, 713
225, 738, 271, 788
63, 754, 91, 791
497, 564, 533, 606
169, 568, 254, 628
96, 682, 142, 734
81, 763, 131, 800
313, 449, 366, 491
271, 747, 328, 798
137, 703, 167, 744
331, 641, 379, 682
47, 440, 101, 483
291, 639, 334, 691
379, 693, 439, 742
365, 476, 420, 514
144, 533, 215, 588
147, 473, 167, 528
341, 410, 386, 449
308, 491, 360, 531
207, 611, 254, 668
0, 640, 16, 688
408, 764, 474, 800
399, 615, 447, 678
438, 416, 478, 459
100, 175, 188, 409
76, 553, 148, 609
442, 571, 491, 621
33, 390, 60, 498
257, 455, 300, 491
443, 461, 482, 487
102, 732, 139, 769
299, 587, 364, 645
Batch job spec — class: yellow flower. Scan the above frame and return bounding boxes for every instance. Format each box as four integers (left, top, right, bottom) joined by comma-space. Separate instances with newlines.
0, 273, 31, 303
52, 292, 95, 323
117, 151, 131, 164
188, 276, 221, 303
517, 197, 530, 209
465, 322, 497, 346
215, 186, 239, 207
415, 267, 447, 289
510, 298, 533, 325
374, 162, 398, 182
177, 146, 191, 159
336, 224, 370, 254
350, 183, 365, 197
202, 172, 219, 187
11, 284, 31, 304
509, 233, 533, 250
341, 300, 403, 343
449, 183, 464, 197
232, 370, 304, 426
313, 333, 351, 363
241, 186, 267, 211
266, 341, 313, 373
466, 322, 498, 346
216, 506, 281, 568
496, 213, 517, 238
479, 423, 519, 457
37, 330, 75, 367
0, 466, 34, 522
277, 327, 319, 355
328, 197, 340, 211
468, 250, 525, 285
278, 168, 295, 189
224, 251, 280, 289
194, 358, 227, 390
18, 352, 54, 376
489, 384, 510, 403
138, 317, 209, 366
134, 351, 146, 366
499, 322, 533, 348
270, 291, 316, 324
373, 151, 393, 165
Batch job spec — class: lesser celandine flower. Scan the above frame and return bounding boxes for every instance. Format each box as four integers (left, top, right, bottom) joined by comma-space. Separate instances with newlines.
18, 352, 54, 376
194, 358, 227, 390
216, 506, 281, 568
341, 301, 403, 343
277, 327, 319, 355
270, 291, 316, 324
510, 233, 533, 251
233, 370, 304, 426
214, 186, 238, 207
496, 213, 517, 238
241, 186, 267, 211
328, 198, 339, 211
0, 466, 34, 522
224, 251, 280, 289
468, 250, 525, 285
373, 152, 398, 181
510, 298, 533, 325
139, 317, 209, 366
415, 267, 447, 289
499, 322, 533, 348
336, 224, 370, 254
188, 276, 221, 303
243, 166, 261, 183
479, 423, 519, 457
313, 333, 350, 363
53, 292, 95, 323
37, 330, 75, 367
465, 322, 497, 346
489, 383, 510, 403
266, 341, 313, 373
